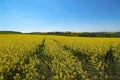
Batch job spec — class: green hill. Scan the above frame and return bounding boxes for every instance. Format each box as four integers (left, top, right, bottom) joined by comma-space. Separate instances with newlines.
0, 31, 22, 34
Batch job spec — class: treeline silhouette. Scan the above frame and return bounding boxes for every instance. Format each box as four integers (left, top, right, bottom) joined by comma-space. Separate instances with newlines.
29, 31, 120, 37
0, 31, 120, 37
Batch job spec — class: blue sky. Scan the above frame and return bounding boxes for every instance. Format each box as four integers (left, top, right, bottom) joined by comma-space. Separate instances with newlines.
0, 0, 120, 32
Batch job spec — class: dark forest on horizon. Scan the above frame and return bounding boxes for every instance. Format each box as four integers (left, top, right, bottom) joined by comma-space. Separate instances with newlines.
0, 31, 120, 37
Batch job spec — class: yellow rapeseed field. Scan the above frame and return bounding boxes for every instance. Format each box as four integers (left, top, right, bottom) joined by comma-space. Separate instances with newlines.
0, 34, 120, 80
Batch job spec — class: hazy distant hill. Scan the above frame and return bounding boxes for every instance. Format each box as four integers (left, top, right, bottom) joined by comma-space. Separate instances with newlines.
0, 31, 22, 34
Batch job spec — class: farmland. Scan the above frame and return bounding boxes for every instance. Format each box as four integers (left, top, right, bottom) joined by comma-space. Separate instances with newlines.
0, 34, 120, 80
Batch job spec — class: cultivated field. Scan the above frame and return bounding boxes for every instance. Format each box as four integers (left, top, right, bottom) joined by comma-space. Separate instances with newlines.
0, 34, 120, 80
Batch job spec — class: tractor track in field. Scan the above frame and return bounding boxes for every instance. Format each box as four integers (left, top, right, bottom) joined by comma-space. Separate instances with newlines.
33, 38, 46, 58
53, 39, 89, 62
53, 39, 95, 78
33, 38, 53, 80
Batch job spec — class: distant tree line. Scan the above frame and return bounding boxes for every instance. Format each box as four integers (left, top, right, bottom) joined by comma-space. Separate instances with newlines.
29, 31, 120, 37
78, 32, 120, 37
0, 31, 120, 37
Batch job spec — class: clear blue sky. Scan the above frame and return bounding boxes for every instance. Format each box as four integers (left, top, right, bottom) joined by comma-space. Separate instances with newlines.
0, 0, 120, 32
